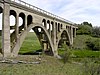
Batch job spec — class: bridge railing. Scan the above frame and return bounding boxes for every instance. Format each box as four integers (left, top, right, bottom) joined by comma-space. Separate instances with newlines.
11, 0, 75, 25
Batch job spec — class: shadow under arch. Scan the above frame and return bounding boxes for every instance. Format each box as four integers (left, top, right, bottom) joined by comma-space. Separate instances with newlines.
11, 23, 55, 57
57, 29, 71, 49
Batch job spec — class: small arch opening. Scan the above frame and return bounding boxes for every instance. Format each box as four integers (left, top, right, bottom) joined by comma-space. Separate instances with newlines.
42, 19, 46, 27
27, 15, 33, 26
0, 7, 3, 52
51, 21, 53, 31
19, 13, 25, 34
47, 20, 50, 30
61, 24, 63, 29
58, 23, 60, 32
10, 10, 16, 34
38, 28, 41, 32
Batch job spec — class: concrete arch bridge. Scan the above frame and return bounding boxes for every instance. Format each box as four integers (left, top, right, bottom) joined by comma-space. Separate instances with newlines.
0, 0, 78, 58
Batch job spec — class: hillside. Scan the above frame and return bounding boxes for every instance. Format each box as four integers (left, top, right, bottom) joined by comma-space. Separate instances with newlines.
73, 35, 100, 50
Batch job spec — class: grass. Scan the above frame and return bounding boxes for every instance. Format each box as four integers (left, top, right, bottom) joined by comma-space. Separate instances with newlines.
19, 32, 41, 54
0, 33, 100, 75
72, 50, 100, 58
0, 56, 83, 75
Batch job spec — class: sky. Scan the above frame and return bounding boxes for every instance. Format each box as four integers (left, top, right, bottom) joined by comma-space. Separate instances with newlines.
0, 0, 100, 27
23, 0, 100, 27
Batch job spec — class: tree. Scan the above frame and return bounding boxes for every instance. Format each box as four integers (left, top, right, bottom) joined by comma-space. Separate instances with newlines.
77, 25, 93, 35
82, 22, 92, 27
92, 27, 100, 38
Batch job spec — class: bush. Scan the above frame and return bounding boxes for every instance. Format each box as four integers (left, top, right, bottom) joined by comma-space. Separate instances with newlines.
92, 27, 100, 38
59, 44, 71, 64
77, 25, 92, 35
86, 38, 100, 51
82, 58, 100, 75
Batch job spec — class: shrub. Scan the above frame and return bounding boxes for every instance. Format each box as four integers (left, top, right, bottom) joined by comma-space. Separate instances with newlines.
76, 24, 93, 35
82, 58, 100, 75
86, 38, 100, 51
92, 27, 100, 38
59, 44, 71, 64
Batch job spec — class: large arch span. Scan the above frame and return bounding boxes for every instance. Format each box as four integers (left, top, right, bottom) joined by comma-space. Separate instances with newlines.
11, 23, 55, 57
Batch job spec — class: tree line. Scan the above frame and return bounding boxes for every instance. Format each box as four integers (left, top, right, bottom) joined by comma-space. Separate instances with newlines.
76, 22, 100, 51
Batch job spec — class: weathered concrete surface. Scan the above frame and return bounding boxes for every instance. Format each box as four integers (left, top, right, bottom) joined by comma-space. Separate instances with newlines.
0, 0, 78, 58
2, 2, 11, 58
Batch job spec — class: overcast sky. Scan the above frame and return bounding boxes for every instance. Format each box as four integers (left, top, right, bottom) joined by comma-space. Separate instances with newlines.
23, 0, 100, 27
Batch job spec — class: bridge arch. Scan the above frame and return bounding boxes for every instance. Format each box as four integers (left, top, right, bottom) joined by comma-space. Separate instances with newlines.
11, 23, 55, 57
57, 29, 71, 49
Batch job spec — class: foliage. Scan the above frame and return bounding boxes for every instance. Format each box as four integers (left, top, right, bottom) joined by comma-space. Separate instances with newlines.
92, 26, 100, 38
77, 24, 93, 35
82, 21, 92, 27
58, 44, 71, 64
73, 35, 92, 50
86, 38, 100, 51
82, 58, 100, 75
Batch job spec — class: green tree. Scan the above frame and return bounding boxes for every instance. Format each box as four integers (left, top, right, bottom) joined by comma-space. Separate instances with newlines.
92, 27, 100, 38
77, 25, 93, 35
82, 21, 92, 27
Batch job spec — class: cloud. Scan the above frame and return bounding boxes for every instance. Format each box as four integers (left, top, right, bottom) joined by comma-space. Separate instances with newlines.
1, 0, 100, 26
25, 0, 100, 26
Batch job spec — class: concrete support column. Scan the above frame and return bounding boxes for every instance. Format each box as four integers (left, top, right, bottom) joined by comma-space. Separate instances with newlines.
43, 22, 47, 40
49, 24, 51, 37
15, 13, 19, 41
70, 27, 73, 45
52, 20, 58, 57
2, 2, 11, 57
43, 43, 47, 51
24, 16, 27, 30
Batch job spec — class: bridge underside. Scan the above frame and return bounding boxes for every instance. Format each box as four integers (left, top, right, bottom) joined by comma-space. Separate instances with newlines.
0, 0, 77, 58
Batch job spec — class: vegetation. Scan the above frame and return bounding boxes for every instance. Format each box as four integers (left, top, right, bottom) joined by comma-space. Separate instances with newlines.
72, 50, 100, 58
77, 22, 93, 35
0, 21, 100, 75
19, 32, 41, 54
92, 27, 100, 38
59, 44, 71, 64
77, 22, 100, 38
76, 22, 100, 51
86, 38, 100, 51
0, 56, 83, 75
